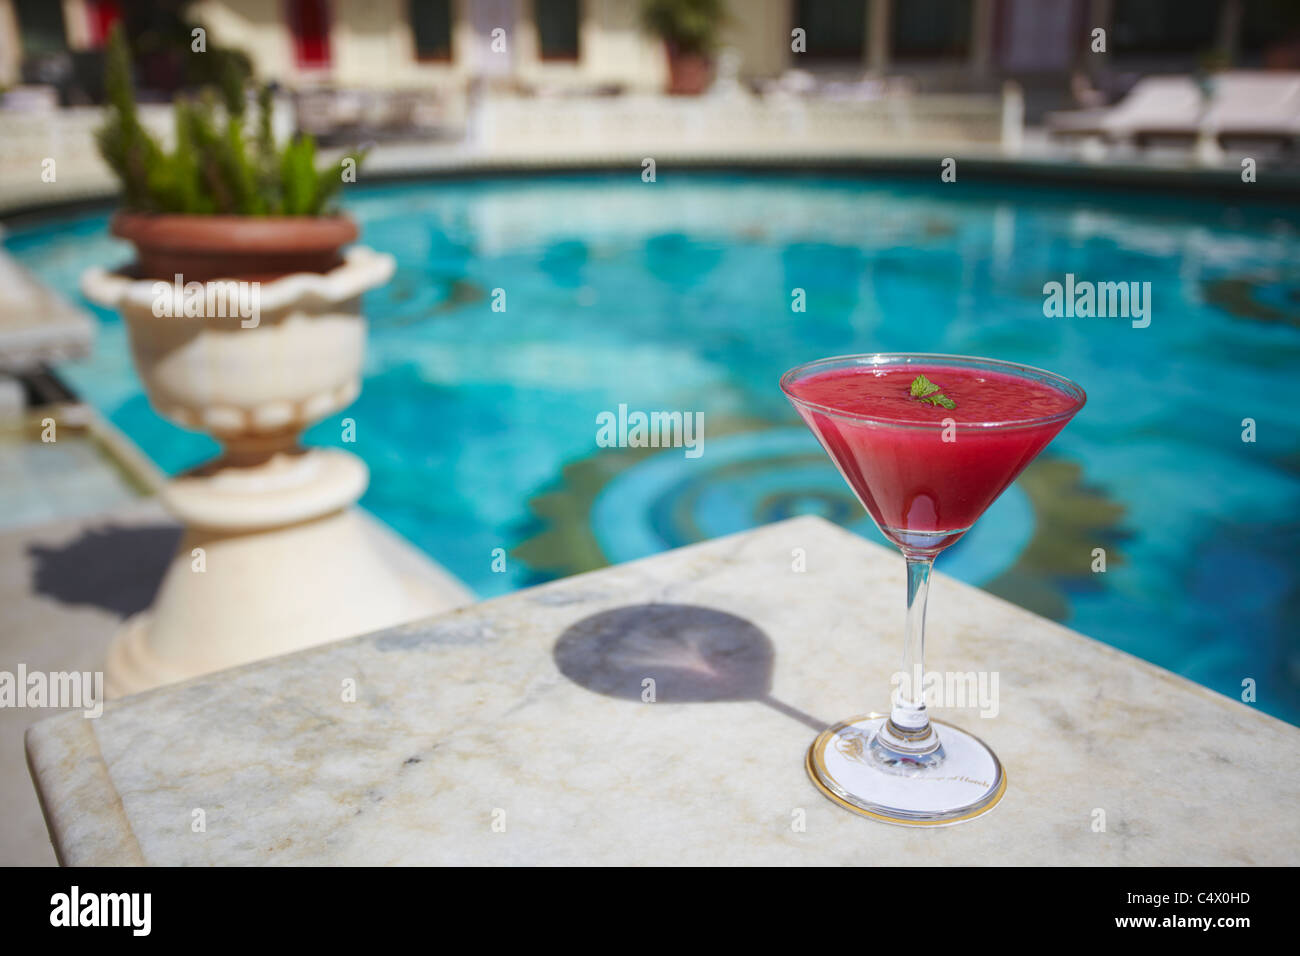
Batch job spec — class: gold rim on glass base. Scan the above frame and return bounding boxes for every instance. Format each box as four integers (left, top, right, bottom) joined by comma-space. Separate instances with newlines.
806, 714, 1007, 827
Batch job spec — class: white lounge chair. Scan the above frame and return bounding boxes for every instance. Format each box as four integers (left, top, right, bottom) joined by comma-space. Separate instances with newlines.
1200, 71, 1300, 147
1047, 75, 1204, 144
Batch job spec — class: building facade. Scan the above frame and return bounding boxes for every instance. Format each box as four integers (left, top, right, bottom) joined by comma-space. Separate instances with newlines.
2, 0, 1293, 95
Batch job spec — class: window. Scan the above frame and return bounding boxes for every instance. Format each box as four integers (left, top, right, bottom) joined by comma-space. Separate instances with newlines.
1110, 0, 1220, 55
288, 0, 332, 69
536, 0, 580, 61
410, 0, 454, 61
14, 0, 69, 55
891, 0, 972, 60
794, 0, 867, 62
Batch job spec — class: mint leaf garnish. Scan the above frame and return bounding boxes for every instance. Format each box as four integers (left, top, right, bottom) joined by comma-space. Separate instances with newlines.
909, 374, 956, 410
910, 374, 940, 398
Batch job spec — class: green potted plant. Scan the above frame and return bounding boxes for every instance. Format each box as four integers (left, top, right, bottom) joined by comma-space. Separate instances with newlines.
95, 24, 364, 281
640, 0, 726, 96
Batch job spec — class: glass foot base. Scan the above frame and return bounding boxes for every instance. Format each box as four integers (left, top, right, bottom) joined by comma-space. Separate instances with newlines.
806, 713, 1006, 827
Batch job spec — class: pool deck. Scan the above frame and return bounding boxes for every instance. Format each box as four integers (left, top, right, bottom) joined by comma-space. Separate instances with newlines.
25, 515, 1299, 865
5, 136, 1300, 221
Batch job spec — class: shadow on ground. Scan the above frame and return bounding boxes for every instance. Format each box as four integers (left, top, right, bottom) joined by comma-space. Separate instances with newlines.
553, 602, 826, 731
27, 524, 178, 618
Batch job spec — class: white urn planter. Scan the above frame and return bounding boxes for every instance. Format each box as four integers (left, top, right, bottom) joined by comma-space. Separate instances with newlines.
82, 246, 453, 696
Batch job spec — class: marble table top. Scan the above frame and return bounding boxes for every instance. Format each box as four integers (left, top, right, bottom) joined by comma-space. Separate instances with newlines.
27, 516, 1299, 865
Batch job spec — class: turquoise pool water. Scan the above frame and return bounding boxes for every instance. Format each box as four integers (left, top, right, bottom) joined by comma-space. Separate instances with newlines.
5, 172, 1299, 724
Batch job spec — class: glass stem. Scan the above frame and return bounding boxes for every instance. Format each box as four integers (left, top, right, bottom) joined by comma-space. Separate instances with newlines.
891, 554, 933, 734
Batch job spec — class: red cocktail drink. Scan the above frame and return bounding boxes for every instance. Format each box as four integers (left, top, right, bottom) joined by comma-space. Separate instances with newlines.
785, 363, 1079, 553
781, 353, 1085, 826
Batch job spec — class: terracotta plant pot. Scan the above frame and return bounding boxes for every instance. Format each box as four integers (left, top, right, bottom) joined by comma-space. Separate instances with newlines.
110, 212, 358, 282
666, 48, 713, 95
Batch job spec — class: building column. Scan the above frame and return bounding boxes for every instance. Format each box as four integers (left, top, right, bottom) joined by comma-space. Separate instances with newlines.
61, 0, 90, 50
0, 0, 20, 87
867, 0, 890, 74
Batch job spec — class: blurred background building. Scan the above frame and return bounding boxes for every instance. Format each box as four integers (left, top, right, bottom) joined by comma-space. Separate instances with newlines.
4, 2, 1300, 111
5, 0, 1300, 210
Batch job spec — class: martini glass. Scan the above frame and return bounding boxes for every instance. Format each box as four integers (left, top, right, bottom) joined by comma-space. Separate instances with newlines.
781, 353, 1086, 826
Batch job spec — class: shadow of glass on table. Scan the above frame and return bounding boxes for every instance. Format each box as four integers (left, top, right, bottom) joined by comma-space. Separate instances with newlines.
554, 603, 827, 732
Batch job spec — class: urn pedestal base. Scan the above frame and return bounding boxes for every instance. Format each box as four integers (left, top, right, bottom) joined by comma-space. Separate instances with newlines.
103, 448, 440, 698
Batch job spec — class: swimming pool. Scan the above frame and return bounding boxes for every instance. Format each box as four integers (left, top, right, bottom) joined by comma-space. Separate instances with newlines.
5, 171, 1299, 724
